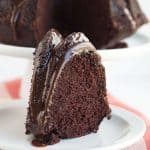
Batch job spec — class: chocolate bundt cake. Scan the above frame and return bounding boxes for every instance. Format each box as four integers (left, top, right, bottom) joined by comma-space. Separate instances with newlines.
54, 0, 148, 48
26, 29, 111, 145
0, 0, 148, 48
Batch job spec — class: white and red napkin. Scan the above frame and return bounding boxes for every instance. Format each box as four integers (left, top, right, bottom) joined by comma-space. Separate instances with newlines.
0, 79, 149, 150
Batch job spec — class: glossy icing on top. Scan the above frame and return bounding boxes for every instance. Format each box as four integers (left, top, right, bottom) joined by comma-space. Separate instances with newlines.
30, 29, 63, 123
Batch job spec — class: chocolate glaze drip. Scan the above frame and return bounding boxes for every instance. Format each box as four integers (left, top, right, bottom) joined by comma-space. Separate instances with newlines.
111, 0, 136, 29
11, 0, 26, 40
125, 0, 148, 26
27, 29, 63, 134
32, 139, 47, 147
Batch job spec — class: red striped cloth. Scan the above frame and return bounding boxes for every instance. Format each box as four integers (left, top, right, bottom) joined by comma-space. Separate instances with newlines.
0, 79, 149, 150
0, 79, 21, 99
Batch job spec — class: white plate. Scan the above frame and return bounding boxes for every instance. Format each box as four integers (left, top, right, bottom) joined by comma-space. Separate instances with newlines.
0, 23, 150, 59
0, 100, 146, 150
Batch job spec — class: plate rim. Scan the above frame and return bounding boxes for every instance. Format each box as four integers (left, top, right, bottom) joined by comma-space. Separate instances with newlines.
0, 100, 146, 150
92, 105, 146, 150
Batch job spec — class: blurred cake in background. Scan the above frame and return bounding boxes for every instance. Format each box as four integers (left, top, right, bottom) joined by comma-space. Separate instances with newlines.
0, 0, 148, 48
0, 0, 37, 47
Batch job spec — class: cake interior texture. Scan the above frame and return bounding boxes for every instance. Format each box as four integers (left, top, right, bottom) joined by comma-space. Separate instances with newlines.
0, 0, 148, 48
26, 29, 111, 145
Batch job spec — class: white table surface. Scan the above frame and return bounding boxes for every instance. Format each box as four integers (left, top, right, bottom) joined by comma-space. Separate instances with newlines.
103, 49, 150, 119
0, 0, 150, 120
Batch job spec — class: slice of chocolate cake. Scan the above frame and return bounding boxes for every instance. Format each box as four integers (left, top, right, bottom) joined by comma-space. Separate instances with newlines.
0, 0, 148, 48
26, 29, 111, 145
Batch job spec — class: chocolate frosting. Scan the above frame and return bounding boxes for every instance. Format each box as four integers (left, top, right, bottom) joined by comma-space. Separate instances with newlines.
28, 29, 63, 131
10, 0, 26, 40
